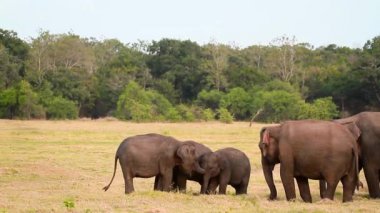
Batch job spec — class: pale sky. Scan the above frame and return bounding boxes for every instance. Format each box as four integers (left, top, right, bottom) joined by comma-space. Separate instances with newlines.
1, 0, 379, 48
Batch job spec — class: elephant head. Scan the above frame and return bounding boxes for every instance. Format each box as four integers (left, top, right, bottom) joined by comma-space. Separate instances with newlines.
258, 126, 281, 163
176, 142, 205, 175
199, 152, 227, 194
258, 125, 281, 200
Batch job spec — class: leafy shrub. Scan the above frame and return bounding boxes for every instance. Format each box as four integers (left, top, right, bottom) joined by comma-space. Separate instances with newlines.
202, 108, 215, 121
196, 89, 225, 110
147, 90, 176, 120
218, 108, 233, 123
165, 107, 182, 121
45, 96, 78, 119
116, 81, 149, 120
0, 87, 18, 118
253, 90, 303, 122
127, 101, 153, 122
0, 81, 46, 119
262, 80, 298, 93
221, 87, 252, 120
298, 97, 338, 120
176, 104, 195, 122
116, 81, 178, 121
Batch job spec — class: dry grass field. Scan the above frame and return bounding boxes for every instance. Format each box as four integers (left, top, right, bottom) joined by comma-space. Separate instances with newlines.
0, 119, 378, 212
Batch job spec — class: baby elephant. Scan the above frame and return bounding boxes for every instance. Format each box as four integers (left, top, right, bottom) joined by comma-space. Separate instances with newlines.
199, 147, 251, 195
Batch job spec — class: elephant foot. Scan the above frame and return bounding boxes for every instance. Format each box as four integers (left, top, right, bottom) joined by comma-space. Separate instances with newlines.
268, 193, 277, 201
343, 198, 353, 203
318, 198, 334, 203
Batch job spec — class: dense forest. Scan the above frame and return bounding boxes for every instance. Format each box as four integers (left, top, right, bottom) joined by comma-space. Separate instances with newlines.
0, 28, 379, 122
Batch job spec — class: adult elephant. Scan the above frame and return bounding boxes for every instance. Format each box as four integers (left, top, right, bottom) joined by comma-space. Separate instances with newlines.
335, 111, 380, 198
259, 120, 360, 202
103, 133, 205, 193
154, 140, 212, 192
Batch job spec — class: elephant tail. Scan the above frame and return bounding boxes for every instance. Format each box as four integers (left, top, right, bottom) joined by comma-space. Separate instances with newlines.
103, 155, 118, 191
353, 148, 359, 190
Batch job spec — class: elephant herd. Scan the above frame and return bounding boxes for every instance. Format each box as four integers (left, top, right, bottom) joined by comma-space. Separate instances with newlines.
103, 133, 251, 195
103, 111, 380, 203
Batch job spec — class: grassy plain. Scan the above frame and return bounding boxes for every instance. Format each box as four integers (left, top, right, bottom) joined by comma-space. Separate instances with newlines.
0, 119, 378, 212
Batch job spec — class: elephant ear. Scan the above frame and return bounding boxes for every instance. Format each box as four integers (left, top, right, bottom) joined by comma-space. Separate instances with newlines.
216, 153, 227, 170
259, 128, 271, 157
263, 129, 271, 146
176, 144, 196, 162
343, 121, 361, 141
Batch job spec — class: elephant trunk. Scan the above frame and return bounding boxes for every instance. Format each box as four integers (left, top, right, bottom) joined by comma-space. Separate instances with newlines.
194, 161, 205, 174
201, 174, 210, 194
262, 156, 277, 200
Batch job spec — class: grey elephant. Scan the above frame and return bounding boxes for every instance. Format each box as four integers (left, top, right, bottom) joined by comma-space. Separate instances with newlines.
154, 140, 212, 192
103, 133, 204, 193
335, 111, 380, 198
319, 121, 363, 198
199, 147, 251, 195
259, 120, 360, 202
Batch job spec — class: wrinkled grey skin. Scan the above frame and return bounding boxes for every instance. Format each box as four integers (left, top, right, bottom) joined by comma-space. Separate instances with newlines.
154, 140, 212, 192
320, 121, 363, 198
103, 133, 204, 193
335, 112, 380, 198
259, 120, 359, 203
199, 147, 251, 195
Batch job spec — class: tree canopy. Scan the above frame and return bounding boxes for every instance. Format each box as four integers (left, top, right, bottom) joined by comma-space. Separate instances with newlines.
0, 28, 379, 122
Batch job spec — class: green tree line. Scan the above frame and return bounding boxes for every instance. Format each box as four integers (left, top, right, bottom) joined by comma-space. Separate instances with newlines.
1, 28, 379, 122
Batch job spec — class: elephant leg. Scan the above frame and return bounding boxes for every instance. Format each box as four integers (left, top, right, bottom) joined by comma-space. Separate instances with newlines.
171, 167, 180, 191
236, 176, 249, 195
280, 159, 296, 201
154, 175, 162, 191
206, 177, 218, 194
341, 175, 355, 202
176, 173, 187, 192
235, 183, 248, 195
161, 168, 174, 192
323, 179, 339, 200
120, 160, 134, 194
218, 176, 229, 194
319, 180, 327, 198
296, 176, 312, 203
363, 166, 380, 198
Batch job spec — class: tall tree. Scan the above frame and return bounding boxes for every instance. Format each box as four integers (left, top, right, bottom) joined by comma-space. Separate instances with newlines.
92, 39, 150, 117
147, 39, 207, 102
0, 29, 29, 88
26, 31, 55, 87
268, 35, 297, 82
202, 41, 230, 91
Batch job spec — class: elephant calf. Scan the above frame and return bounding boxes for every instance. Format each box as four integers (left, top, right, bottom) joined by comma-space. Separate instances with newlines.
103, 133, 204, 194
199, 147, 251, 195
154, 140, 212, 192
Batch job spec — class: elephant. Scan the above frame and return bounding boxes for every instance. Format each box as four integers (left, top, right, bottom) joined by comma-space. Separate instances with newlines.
319, 121, 363, 198
335, 111, 380, 198
259, 120, 360, 202
103, 133, 205, 193
199, 147, 251, 195
153, 140, 212, 192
